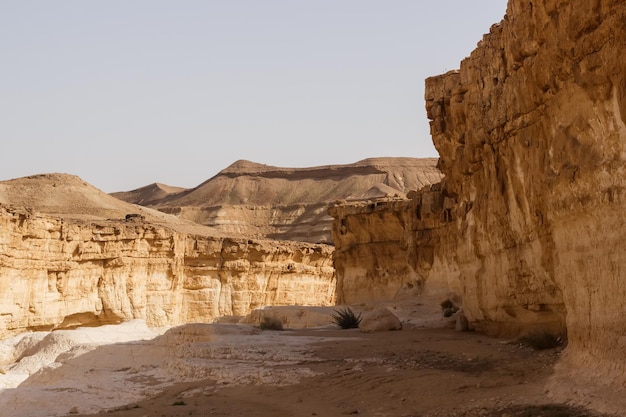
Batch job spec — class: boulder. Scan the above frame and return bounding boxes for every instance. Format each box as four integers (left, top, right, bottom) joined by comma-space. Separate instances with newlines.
359, 307, 402, 332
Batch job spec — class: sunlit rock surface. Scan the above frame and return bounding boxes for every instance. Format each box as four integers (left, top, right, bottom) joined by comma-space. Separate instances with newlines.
0, 205, 335, 338
332, 0, 626, 412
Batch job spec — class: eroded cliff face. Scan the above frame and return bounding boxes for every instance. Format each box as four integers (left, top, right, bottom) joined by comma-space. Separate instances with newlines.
329, 186, 458, 306
423, 0, 626, 411
329, 198, 420, 305
331, 0, 626, 410
0, 205, 335, 338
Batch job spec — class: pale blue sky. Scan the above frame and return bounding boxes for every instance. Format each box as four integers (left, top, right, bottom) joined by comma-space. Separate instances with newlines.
1, 1, 507, 192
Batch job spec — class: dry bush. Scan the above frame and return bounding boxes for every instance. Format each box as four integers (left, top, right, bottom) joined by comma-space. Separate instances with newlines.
259, 316, 284, 331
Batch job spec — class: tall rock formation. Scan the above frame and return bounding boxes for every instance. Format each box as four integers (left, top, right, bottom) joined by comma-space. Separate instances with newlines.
332, 0, 626, 411
425, 0, 626, 409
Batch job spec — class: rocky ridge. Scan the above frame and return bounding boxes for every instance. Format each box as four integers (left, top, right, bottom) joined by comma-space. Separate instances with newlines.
110, 182, 187, 207
113, 157, 443, 243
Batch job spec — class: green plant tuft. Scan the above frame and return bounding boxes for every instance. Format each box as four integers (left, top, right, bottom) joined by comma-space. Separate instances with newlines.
259, 316, 284, 331
172, 400, 186, 406
331, 307, 362, 329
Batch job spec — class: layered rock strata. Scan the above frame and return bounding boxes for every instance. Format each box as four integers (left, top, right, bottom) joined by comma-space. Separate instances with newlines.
333, 0, 626, 411
0, 205, 335, 338
114, 158, 443, 243
426, 0, 626, 402
425, 1, 626, 408
329, 198, 415, 304
329, 186, 458, 306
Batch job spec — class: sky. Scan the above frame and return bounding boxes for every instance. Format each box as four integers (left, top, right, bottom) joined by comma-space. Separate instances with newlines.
1, 1, 508, 193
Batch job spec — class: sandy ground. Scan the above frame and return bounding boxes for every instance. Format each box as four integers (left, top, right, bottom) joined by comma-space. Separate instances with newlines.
71, 329, 606, 417
0, 305, 611, 417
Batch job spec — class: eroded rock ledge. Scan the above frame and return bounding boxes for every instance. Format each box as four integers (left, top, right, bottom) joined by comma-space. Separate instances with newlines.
0, 205, 335, 338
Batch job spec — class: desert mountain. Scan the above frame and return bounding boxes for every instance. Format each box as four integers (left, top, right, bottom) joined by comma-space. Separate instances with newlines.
0, 173, 219, 237
159, 157, 441, 206
112, 157, 443, 243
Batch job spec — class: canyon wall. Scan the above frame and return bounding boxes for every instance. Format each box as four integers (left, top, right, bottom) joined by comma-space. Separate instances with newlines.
329, 186, 459, 306
329, 198, 419, 305
425, 1, 626, 408
332, 0, 626, 411
0, 205, 335, 338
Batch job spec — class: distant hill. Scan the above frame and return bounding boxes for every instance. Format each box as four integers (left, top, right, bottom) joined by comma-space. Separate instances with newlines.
112, 157, 443, 243
110, 183, 187, 206
0, 173, 220, 237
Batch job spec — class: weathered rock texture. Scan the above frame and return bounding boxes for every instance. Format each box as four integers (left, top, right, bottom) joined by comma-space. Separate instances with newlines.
0, 175, 335, 338
333, 0, 626, 412
329, 198, 422, 305
113, 158, 443, 243
329, 185, 458, 306
425, 0, 626, 411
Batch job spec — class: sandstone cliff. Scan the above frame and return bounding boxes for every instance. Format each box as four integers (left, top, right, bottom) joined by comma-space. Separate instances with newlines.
333, 0, 626, 412
0, 175, 335, 338
329, 185, 458, 306
329, 198, 418, 305
113, 158, 443, 243
425, 1, 626, 410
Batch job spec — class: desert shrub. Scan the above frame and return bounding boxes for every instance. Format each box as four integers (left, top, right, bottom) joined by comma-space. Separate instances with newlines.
331, 307, 362, 329
440, 299, 459, 317
518, 332, 563, 350
172, 400, 186, 406
259, 316, 284, 331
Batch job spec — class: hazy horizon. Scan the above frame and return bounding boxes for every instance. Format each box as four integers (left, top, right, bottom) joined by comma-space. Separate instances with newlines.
1, 1, 508, 193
